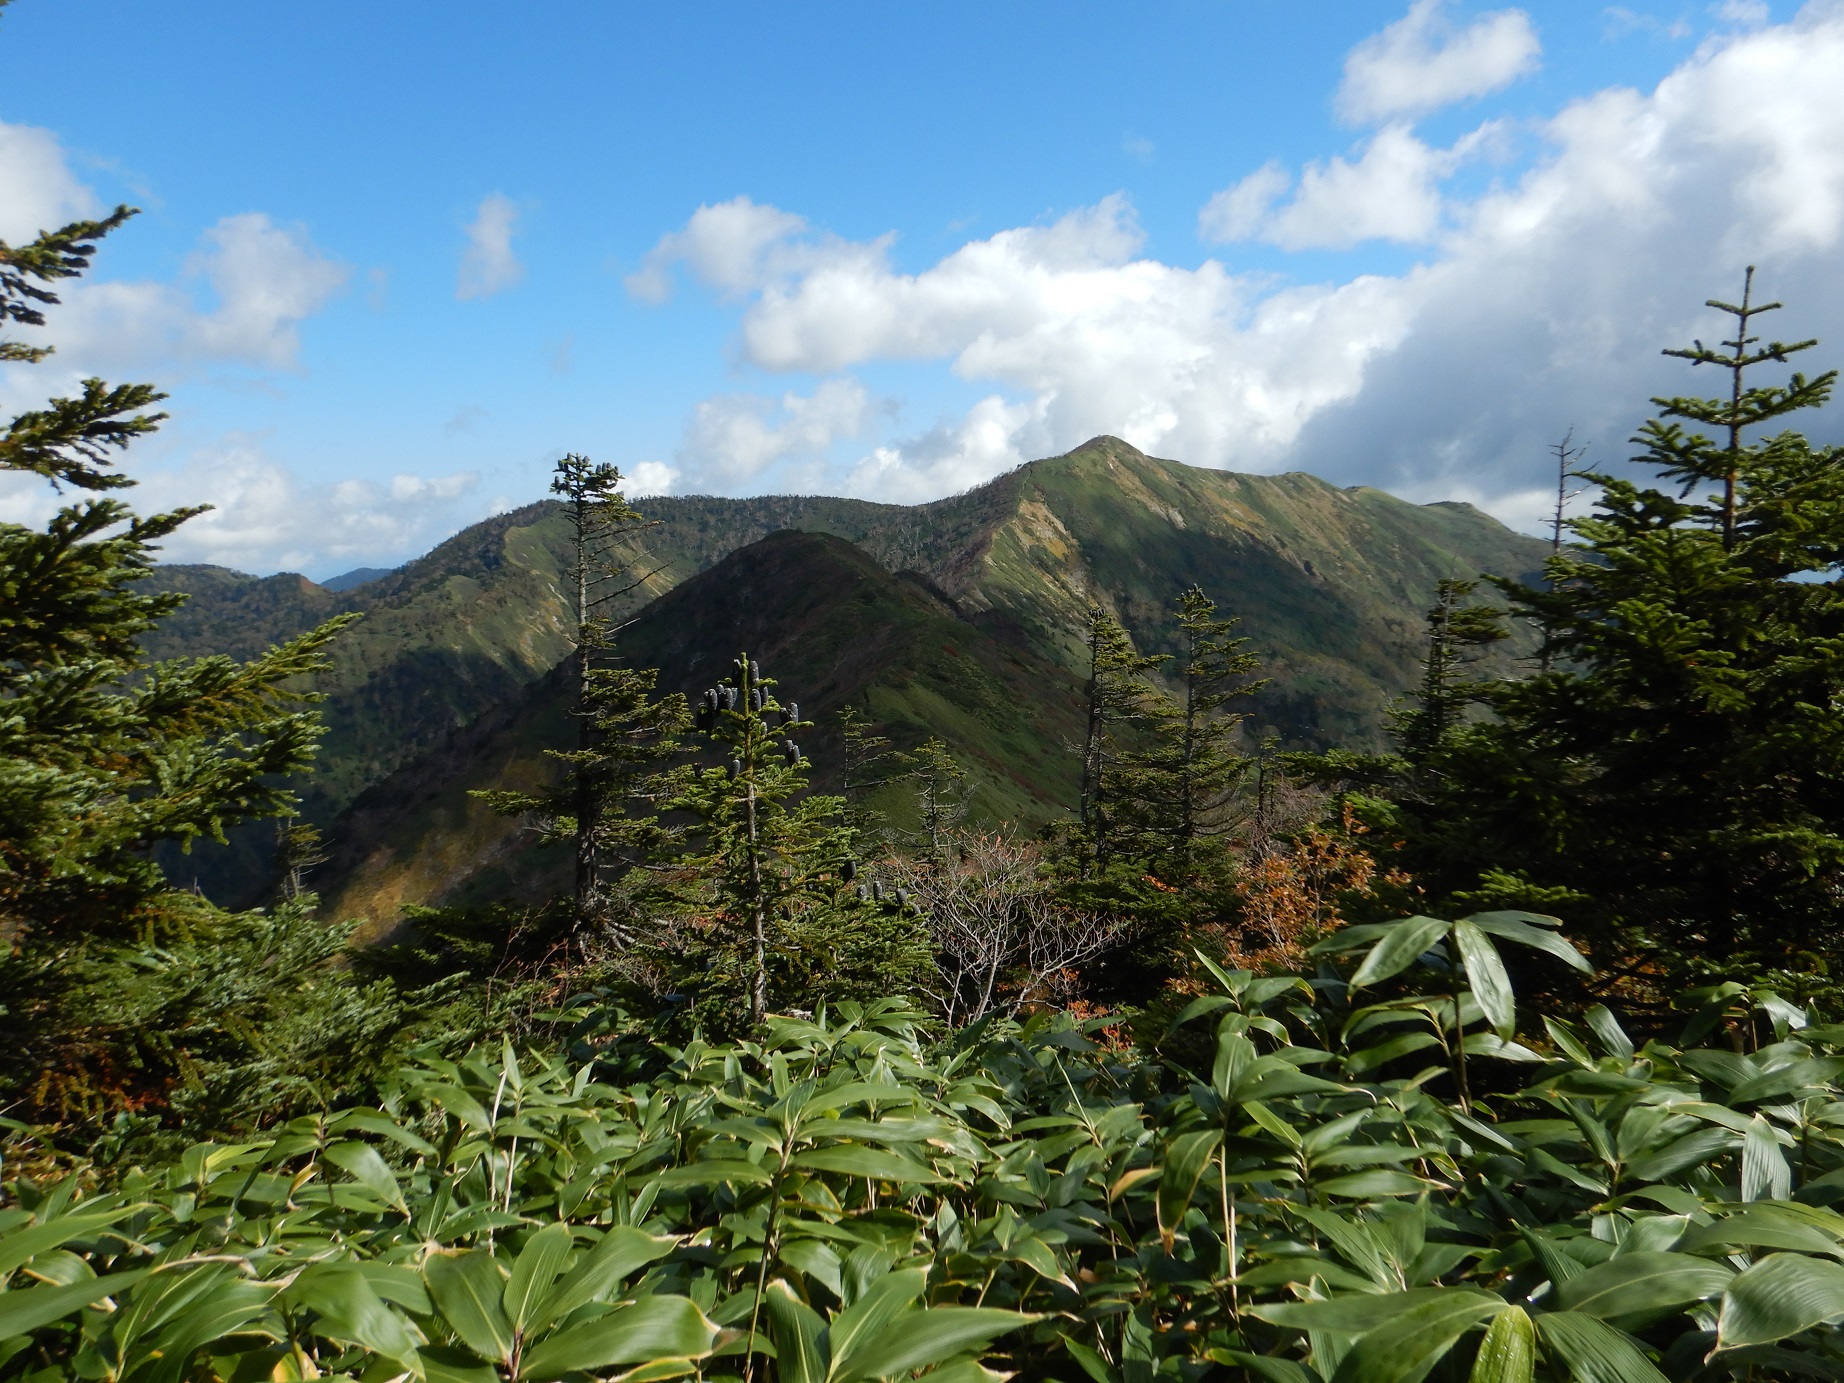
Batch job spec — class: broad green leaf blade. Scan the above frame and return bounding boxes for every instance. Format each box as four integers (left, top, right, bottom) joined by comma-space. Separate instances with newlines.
0, 1207, 138, 1280
1583, 1006, 1634, 1060
1453, 919, 1515, 1037
1209, 1350, 1322, 1383
789, 1144, 944, 1183
1254, 1287, 1463, 1334
826, 1267, 929, 1373
322, 1140, 408, 1212
762, 1280, 827, 1383
528, 1226, 679, 1336
1316, 1170, 1432, 1198
0, 1268, 150, 1338
1349, 917, 1452, 990
1535, 1312, 1669, 1383
1465, 914, 1592, 974
1157, 1131, 1223, 1241
1718, 1252, 1844, 1348
503, 1223, 574, 1336
517, 1295, 718, 1382
290, 1262, 424, 1366
425, 1250, 513, 1365
1554, 1252, 1732, 1319
1329, 1290, 1504, 1383
834, 1307, 1035, 1383
1742, 1115, 1791, 1202
1469, 1305, 1535, 1383
650, 1159, 774, 1187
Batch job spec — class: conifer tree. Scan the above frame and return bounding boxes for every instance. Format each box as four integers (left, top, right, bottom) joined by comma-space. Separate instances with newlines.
540, 454, 660, 935
1394, 578, 1507, 768
1120, 587, 1264, 879
669, 654, 926, 1025
1, 206, 364, 1127
1394, 272, 1844, 971
1076, 603, 1166, 871
895, 736, 969, 864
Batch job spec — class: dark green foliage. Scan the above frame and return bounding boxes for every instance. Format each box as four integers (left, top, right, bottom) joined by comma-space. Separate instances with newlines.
659, 653, 931, 1028
1118, 586, 1265, 880
17, 922, 1844, 1381
1373, 273, 1844, 981
0, 202, 378, 1137
1077, 604, 1167, 871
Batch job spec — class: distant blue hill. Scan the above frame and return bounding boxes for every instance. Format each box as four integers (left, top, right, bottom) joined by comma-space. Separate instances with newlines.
321, 566, 395, 592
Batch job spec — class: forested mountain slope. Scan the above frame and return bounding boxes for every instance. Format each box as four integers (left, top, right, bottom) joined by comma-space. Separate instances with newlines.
146, 437, 1549, 906
317, 530, 1087, 926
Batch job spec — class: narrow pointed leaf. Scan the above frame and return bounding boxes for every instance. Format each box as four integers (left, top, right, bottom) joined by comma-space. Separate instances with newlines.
528, 1226, 679, 1335
1719, 1252, 1844, 1348
835, 1307, 1035, 1383
1349, 917, 1452, 989
1469, 1305, 1535, 1383
1329, 1290, 1504, 1383
762, 1281, 827, 1383
503, 1223, 574, 1335
1454, 920, 1515, 1037
518, 1295, 718, 1381
0, 1268, 151, 1338
1554, 1252, 1731, 1319
425, 1250, 513, 1365
322, 1141, 407, 1212
1157, 1131, 1222, 1241
1535, 1312, 1669, 1383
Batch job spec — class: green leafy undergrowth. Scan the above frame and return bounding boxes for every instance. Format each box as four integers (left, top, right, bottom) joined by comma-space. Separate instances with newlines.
10, 916, 1844, 1381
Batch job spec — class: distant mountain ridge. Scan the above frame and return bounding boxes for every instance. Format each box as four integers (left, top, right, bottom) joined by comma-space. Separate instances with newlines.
144, 437, 1551, 910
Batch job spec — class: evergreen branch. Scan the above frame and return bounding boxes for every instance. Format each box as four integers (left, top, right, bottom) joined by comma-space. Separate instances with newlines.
0, 378, 170, 491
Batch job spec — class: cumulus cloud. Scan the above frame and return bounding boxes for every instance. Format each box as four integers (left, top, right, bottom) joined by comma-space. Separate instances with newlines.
1337, 0, 1540, 124
457, 193, 524, 300
0, 122, 101, 243
624, 460, 680, 497
3, 213, 348, 374
0, 439, 481, 574
626, 196, 813, 302
674, 377, 876, 489
1201, 124, 1495, 249
635, 5, 1844, 522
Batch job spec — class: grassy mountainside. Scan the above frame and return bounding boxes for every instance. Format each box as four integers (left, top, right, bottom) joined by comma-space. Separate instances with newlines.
318, 530, 1085, 926
147, 437, 1549, 906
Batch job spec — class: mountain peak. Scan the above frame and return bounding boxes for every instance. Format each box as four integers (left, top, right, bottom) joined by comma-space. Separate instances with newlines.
1063, 435, 1148, 460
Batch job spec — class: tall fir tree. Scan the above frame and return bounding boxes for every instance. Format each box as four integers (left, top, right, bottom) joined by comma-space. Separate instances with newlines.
1388, 273, 1844, 976
666, 654, 927, 1026
1, 206, 371, 1132
1118, 587, 1264, 881
1076, 603, 1166, 872
538, 454, 660, 937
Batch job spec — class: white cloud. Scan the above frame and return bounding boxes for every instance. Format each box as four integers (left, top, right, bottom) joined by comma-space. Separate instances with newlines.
457, 193, 523, 300
675, 377, 876, 489
626, 196, 812, 302
0, 439, 482, 574
1198, 162, 1292, 242
624, 460, 680, 497
1337, 0, 1540, 124
3, 213, 348, 374
0, 122, 101, 243
636, 5, 1844, 522
1204, 124, 1492, 250
1714, 0, 1770, 25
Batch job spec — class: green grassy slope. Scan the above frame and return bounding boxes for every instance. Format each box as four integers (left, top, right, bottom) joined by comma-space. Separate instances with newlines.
148, 439, 1549, 905
317, 530, 1084, 926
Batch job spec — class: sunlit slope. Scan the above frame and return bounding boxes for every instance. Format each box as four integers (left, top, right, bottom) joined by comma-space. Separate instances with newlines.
317, 531, 1084, 926
936, 437, 1549, 745
146, 438, 1547, 905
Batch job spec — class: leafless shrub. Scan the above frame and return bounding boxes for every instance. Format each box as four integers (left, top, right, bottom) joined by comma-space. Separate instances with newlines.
878, 833, 1127, 1024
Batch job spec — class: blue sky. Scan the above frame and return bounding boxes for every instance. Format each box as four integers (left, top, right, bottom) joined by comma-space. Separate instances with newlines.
2, 0, 1839, 576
